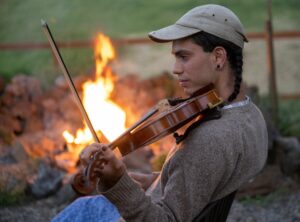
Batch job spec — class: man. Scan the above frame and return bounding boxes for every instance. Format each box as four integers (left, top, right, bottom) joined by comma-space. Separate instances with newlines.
53, 4, 268, 222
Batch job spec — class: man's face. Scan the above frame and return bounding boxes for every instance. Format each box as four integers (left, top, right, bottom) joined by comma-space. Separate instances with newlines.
172, 38, 216, 96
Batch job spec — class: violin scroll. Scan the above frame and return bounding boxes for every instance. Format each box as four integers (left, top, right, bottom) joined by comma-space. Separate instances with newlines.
71, 172, 96, 195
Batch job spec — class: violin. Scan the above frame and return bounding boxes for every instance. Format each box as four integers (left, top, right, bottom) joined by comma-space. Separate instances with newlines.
71, 84, 223, 195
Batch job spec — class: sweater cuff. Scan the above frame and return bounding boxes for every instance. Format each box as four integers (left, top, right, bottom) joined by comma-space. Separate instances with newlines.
99, 171, 145, 206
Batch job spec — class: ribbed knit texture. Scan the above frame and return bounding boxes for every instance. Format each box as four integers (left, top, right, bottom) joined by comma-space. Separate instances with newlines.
101, 101, 268, 222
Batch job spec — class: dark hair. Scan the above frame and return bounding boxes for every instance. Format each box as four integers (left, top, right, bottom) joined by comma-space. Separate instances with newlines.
191, 32, 243, 102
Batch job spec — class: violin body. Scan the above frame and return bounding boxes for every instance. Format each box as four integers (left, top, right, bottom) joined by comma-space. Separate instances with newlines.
71, 85, 223, 195
112, 87, 222, 156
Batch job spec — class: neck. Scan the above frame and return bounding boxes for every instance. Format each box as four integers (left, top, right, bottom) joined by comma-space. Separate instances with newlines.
215, 69, 246, 103
234, 82, 246, 102
217, 82, 246, 103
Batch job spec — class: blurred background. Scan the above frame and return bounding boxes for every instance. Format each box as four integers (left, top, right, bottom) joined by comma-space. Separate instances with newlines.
1, 0, 300, 133
0, 0, 299, 89
0, 0, 300, 221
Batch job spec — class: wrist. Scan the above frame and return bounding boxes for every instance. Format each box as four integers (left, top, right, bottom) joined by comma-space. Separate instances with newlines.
97, 164, 126, 192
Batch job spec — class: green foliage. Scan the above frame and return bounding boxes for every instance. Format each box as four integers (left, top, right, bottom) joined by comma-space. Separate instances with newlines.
278, 99, 300, 136
239, 187, 289, 206
0, 190, 25, 206
0, 0, 299, 82
259, 97, 300, 137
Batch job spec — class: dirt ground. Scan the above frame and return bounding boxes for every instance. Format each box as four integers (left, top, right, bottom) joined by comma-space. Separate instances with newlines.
0, 165, 299, 222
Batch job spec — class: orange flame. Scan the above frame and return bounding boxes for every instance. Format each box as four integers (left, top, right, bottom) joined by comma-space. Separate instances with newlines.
63, 33, 126, 152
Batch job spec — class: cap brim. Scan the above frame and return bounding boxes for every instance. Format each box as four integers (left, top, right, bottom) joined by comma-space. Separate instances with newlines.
148, 24, 201, 43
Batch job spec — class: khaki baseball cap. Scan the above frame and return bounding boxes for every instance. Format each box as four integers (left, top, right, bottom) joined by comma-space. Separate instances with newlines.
148, 4, 248, 48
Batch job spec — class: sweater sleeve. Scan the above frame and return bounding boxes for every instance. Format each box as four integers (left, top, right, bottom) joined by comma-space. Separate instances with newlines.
100, 128, 231, 222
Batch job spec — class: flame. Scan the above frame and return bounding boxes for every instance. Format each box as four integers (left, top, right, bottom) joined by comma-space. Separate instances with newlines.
62, 33, 126, 155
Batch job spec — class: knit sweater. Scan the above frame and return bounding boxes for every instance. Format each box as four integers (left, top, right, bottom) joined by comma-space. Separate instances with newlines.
100, 100, 268, 222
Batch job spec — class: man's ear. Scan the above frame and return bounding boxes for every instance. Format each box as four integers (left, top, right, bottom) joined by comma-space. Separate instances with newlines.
212, 46, 227, 70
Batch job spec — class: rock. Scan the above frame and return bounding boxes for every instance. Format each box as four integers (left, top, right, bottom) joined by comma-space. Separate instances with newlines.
275, 136, 300, 178
5, 75, 41, 101
27, 162, 64, 198
53, 174, 78, 205
0, 160, 38, 196
18, 131, 65, 159
10, 141, 30, 162
0, 75, 44, 137
0, 123, 16, 146
0, 142, 30, 165
237, 165, 284, 198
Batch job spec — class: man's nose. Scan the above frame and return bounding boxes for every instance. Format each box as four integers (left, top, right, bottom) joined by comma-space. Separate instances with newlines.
172, 61, 183, 75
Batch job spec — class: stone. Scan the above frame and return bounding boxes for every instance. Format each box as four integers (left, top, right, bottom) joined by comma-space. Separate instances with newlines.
275, 136, 300, 178
0, 160, 37, 196
18, 131, 65, 159
27, 162, 64, 199
5, 75, 42, 101
10, 141, 30, 162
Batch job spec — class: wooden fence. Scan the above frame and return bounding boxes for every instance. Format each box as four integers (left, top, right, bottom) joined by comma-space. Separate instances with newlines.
0, 30, 299, 102
1, 31, 300, 50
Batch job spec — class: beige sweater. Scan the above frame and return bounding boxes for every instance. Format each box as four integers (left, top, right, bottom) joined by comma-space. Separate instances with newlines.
101, 101, 268, 222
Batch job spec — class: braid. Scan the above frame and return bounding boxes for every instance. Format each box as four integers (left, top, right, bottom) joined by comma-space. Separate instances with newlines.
227, 50, 243, 102
191, 32, 243, 102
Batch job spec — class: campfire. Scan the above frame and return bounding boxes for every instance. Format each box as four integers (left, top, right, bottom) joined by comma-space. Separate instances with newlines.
62, 33, 127, 161
0, 31, 182, 199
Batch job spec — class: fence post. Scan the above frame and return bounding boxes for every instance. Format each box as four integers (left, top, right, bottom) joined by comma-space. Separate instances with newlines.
265, 0, 279, 126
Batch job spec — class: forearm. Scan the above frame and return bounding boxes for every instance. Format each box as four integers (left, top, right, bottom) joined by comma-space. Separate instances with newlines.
128, 171, 160, 191
99, 172, 175, 222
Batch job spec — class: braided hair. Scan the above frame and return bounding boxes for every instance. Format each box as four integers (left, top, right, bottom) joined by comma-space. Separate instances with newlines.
191, 32, 243, 102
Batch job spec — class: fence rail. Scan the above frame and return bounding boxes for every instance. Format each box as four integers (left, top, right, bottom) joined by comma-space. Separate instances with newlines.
0, 30, 300, 51
1, 30, 300, 100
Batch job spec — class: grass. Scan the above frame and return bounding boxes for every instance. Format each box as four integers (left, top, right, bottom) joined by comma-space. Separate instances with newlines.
239, 187, 290, 206
0, 0, 300, 83
0, 0, 299, 136
0, 191, 25, 206
277, 100, 300, 136
259, 97, 300, 137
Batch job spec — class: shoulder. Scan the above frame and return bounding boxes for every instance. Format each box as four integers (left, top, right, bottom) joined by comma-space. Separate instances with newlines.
173, 101, 267, 162
189, 101, 267, 140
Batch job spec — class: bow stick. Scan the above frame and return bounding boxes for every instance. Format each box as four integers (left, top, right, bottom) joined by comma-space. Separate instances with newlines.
41, 19, 159, 150
41, 19, 100, 143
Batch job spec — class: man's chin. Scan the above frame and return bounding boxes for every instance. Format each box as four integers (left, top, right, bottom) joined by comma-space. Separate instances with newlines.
183, 88, 193, 97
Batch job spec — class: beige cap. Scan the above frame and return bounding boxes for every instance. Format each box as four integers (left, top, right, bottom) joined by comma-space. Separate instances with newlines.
148, 4, 248, 48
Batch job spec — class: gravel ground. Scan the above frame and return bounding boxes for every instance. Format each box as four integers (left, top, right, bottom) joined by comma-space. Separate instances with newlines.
228, 191, 300, 222
1, 190, 300, 222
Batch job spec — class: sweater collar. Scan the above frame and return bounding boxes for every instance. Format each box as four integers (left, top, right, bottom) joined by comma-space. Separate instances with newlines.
222, 96, 250, 110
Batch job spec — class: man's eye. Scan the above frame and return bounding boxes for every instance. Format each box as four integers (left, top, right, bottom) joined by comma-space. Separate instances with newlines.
178, 55, 188, 60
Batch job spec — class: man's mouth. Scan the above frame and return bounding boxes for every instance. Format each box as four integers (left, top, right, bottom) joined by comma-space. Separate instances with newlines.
179, 79, 189, 87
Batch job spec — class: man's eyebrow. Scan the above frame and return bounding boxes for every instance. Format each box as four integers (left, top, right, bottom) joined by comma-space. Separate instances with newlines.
172, 49, 191, 55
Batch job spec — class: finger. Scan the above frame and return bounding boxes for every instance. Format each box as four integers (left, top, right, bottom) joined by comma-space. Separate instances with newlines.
80, 143, 100, 159
80, 143, 106, 164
